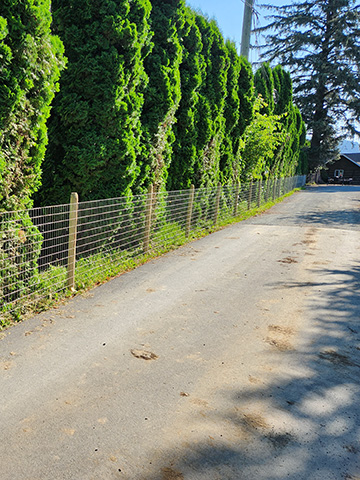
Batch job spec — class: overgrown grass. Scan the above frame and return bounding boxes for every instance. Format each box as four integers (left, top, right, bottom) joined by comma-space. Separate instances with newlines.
0, 188, 302, 330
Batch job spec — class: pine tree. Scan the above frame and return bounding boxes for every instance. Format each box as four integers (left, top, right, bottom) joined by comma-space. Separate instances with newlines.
39, 0, 152, 204
256, 0, 360, 169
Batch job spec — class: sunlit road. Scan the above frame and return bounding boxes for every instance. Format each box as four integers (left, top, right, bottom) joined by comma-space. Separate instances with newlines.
1, 185, 360, 480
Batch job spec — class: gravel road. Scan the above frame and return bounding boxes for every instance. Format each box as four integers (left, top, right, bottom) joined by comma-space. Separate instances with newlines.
1, 185, 360, 480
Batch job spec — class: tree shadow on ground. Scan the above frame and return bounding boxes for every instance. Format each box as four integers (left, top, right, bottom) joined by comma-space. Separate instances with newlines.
140, 264, 360, 480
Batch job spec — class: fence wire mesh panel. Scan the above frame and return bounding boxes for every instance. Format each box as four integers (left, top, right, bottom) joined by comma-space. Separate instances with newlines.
0, 204, 70, 321
0, 176, 305, 324
74, 194, 147, 289
150, 190, 189, 252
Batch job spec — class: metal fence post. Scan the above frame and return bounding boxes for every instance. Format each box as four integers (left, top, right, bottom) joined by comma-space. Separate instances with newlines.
214, 182, 221, 225
186, 185, 195, 237
233, 181, 240, 216
67, 192, 79, 292
144, 184, 153, 253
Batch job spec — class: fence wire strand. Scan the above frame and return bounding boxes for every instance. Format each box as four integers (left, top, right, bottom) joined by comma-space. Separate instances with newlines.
0, 176, 306, 323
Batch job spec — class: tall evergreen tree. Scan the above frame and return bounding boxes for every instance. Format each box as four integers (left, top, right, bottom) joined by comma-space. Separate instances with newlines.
39, 0, 152, 204
193, 15, 229, 187
219, 40, 241, 184
167, 7, 203, 190
220, 50, 255, 184
0, 1, 64, 307
254, 62, 274, 115
237, 56, 255, 141
139, 0, 186, 192
0, 1, 64, 211
246, 63, 306, 179
256, 0, 360, 169
272, 65, 307, 176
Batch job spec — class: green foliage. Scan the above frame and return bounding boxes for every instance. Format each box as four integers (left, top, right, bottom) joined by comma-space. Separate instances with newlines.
272, 66, 307, 176
139, 0, 186, 192
167, 7, 203, 190
256, 0, 360, 169
219, 41, 241, 184
192, 15, 229, 187
237, 56, 255, 139
38, 0, 152, 204
220, 43, 255, 184
240, 96, 286, 180
254, 63, 274, 115
0, 1, 64, 308
0, 1, 65, 211
252, 64, 308, 177
0, 211, 43, 304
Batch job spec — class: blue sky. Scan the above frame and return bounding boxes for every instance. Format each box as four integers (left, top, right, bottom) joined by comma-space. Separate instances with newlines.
186, 0, 286, 62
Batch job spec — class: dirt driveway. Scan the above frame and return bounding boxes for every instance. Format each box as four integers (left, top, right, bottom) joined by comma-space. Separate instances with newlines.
1, 185, 360, 479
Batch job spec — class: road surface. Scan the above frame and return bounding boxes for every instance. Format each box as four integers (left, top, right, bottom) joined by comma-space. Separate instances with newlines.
1, 185, 360, 480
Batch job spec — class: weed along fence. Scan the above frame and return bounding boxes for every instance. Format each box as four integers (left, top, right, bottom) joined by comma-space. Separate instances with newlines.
0, 176, 306, 325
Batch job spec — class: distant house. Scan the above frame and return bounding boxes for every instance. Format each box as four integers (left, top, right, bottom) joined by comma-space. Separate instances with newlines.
326, 153, 360, 184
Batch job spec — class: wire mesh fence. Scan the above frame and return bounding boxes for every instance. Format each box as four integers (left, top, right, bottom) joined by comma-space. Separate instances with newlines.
0, 176, 306, 325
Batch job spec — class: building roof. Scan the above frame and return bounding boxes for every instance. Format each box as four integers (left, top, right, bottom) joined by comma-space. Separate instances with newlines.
341, 152, 360, 167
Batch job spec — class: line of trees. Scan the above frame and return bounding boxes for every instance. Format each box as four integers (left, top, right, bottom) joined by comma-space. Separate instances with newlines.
256, 0, 360, 171
0, 0, 307, 212
0, 0, 307, 312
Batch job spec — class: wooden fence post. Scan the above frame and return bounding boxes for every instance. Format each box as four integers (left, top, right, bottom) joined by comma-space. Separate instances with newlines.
214, 182, 221, 225
233, 181, 240, 217
248, 180, 253, 210
67, 192, 79, 292
144, 184, 153, 253
186, 185, 195, 238
257, 179, 262, 208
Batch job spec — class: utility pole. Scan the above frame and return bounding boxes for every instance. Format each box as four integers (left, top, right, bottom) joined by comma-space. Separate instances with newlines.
240, 0, 255, 59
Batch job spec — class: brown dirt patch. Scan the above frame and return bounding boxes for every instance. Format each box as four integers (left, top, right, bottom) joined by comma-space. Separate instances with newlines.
268, 324, 294, 335
266, 337, 293, 351
243, 412, 269, 430
266, 324, 295, 351
278, 257, 298, 264
130, 349, 158, 360
161, 467, 184, 480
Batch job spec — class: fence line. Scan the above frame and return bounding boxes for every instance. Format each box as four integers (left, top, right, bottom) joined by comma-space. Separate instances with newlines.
0, 176, 306, 324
